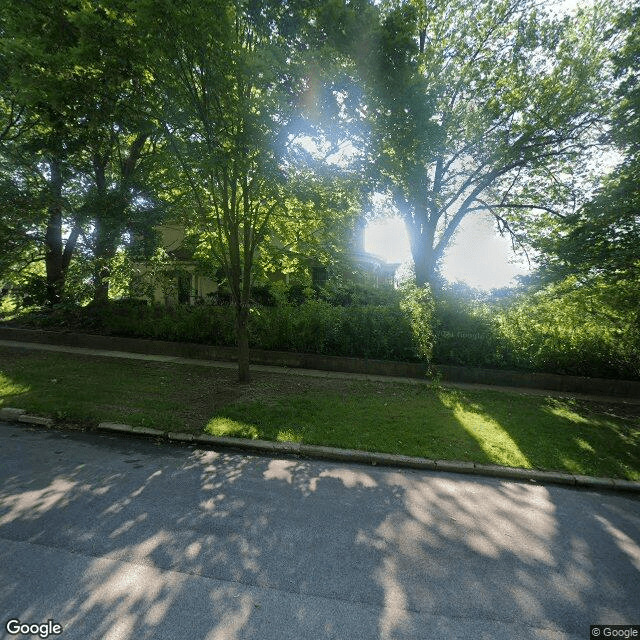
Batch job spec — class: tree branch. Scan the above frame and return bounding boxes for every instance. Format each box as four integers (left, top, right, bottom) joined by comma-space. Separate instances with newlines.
467, 202, 565, 217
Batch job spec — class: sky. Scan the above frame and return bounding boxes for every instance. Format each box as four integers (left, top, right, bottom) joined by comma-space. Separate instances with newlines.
364, 215, 531, 290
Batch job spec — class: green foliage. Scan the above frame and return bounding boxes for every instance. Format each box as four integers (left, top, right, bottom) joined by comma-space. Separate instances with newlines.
141, 0, 359, 380
530, 5, 640, 289
266, 280, 404, 308
7, 280, 436, 363
246, 281, 434, 362
346, 0, 617, 286
19, 301, 238, 346
610, 4, 640, 156
534, 165, 640, 285
510, 5, 639, 381
431, 294, 507, 368
0, 0, 166, 306
427, 278, 639, 380
399, 284, 435, 362
317, 281, 403, 307
0, 0, 633, 383
8, 273, 638, 380
250, 300, 419, 360
498, 277, 639, 379
107, 304, 237, 345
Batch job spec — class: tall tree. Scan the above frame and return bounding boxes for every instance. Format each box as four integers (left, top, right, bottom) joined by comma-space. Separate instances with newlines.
0, 0, 91, 304
530, 3, 639, 286
144, 0, 317, 381
0, 50, 41, 286
69, 1, 164, 306
0, 0, 163, 306
324, 0, 616, 287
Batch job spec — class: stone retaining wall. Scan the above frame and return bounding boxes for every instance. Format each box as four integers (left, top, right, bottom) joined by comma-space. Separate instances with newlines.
1, 325, 639, 398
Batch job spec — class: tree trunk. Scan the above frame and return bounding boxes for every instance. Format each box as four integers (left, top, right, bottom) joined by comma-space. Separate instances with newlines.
90, 157, 117, 307
91, 217, 118, 307
235, 306, 251, 383
91, 247, 117, 306
413, 257, 435, 289
44, 157, 65, 306
92, 265, 111, 307
407, 216, 438, 289
414, 260, 443, 294
89, 134, 148, 307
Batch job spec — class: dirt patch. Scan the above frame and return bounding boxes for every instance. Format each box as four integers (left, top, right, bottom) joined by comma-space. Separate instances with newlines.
169, 365, 358, 409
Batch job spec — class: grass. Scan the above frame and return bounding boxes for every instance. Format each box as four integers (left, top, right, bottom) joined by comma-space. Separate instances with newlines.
1, 346, 639, 480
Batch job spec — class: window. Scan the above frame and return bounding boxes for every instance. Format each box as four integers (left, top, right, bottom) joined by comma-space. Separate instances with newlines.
177, 273, 192, 304
312, 266, 328, 287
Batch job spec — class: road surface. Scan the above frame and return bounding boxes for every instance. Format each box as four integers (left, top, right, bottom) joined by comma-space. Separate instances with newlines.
1, 422, 639, 639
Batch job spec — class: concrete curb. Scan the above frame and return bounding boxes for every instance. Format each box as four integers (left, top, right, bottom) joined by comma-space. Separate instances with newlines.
17, 415, 54, 427
0, 407, 26, 420
2, 408, 639, 493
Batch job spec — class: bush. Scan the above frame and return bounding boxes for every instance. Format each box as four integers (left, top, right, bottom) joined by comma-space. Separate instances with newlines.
427, 277, 640, 380
316, 281, 403, 307
8, 275, 635, 380
431, 294, 506, 368
245, 284, 435, 362
399, 284, 435, 362
249, 299, 421, 361
8, 301, 237, 346
101, 303, 237, 345
497, 278, 640, 379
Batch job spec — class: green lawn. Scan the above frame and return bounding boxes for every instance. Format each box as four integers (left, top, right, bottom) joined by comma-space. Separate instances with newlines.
1, 346, 639, 480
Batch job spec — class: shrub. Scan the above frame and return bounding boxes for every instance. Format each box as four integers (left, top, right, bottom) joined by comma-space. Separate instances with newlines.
316, 281, 403, 307
101, 303, 237, 345
431, 294, 505, 368
497, 278, 640, 379
399, 284, 436, 362
249, 300, 421, 361
8, 274, 635, 380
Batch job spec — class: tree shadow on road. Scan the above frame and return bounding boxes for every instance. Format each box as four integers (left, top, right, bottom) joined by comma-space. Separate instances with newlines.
0, 425, 639, 639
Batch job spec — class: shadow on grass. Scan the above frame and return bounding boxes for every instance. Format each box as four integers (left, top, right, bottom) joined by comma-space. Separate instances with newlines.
207, 387, 640, 480
444, 390, 640, 481
0, 348, 209, 430
206, 389, 495, 465
2, 345, 639, 480
1, 424, 639, 639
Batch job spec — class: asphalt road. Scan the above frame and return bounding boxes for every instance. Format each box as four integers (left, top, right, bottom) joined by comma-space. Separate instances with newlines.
0, 422, 639, 640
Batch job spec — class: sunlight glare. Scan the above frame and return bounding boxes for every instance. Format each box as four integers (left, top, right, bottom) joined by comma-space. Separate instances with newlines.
441, 215, 530, 290
364, 215, 530, 291
364, 217, 412, 264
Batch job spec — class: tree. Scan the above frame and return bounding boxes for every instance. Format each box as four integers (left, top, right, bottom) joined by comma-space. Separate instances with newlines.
0, 0, 91, 305
610, 3, 640, 159
533, 163, 639, 285
488, 4, 640, 382
0, 0, 165, 306
530, 4, 639, 286
68, 2, 165, 306
326, 0, 616, 288
252, 160, 363, 284
0, 53, 42, 288
144, 0, 320, 381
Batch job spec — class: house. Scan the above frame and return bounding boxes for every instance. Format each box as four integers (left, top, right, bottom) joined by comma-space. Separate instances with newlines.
130, 223, 217, 305
133, 219, 400, 305
349, 219, 400, 288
